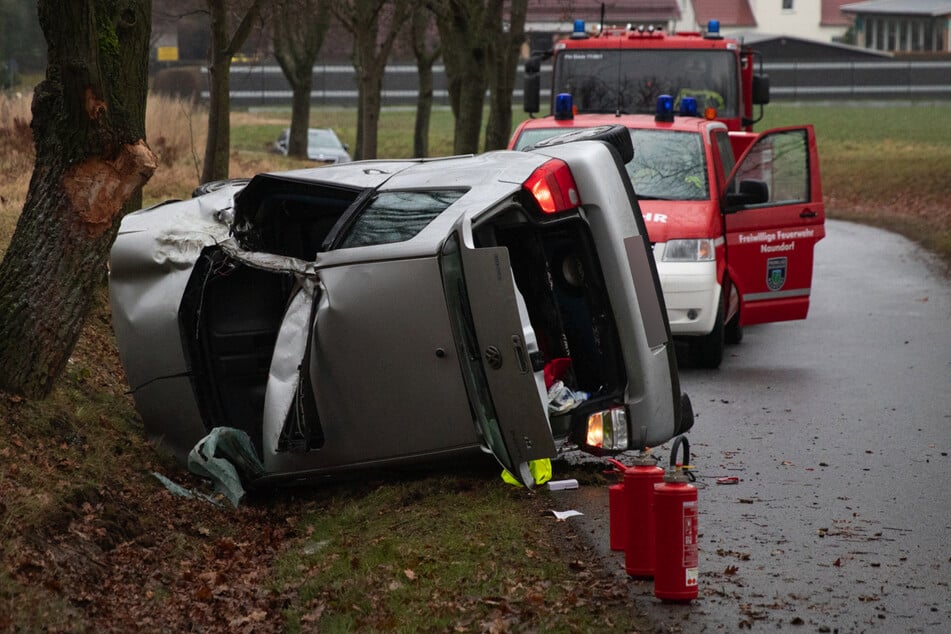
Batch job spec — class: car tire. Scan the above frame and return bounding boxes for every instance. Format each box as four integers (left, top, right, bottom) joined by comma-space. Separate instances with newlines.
693, 293, 724, 369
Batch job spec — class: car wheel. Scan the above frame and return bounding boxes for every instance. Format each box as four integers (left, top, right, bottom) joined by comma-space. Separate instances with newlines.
693, 294, 724, 369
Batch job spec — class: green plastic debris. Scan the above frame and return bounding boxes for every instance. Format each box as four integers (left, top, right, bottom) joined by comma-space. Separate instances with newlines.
152, 472, 221, 506
187, 427, 266, 508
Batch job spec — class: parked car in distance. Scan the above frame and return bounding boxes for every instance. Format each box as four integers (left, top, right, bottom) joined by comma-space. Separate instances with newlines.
510, 97, 825, 368
274, 127, 352, 164
110, 126, 693, 488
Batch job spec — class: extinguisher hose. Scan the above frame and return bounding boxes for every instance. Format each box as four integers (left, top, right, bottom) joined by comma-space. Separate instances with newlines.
669, 434, 690, 470
605, 458, 627, 474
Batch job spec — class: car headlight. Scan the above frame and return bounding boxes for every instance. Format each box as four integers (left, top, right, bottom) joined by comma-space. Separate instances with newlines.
585, 407, 629, 451
662, 238, 715, 262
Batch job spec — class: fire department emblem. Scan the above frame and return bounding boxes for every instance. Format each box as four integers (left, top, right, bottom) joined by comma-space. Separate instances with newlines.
766, 257, 787, 291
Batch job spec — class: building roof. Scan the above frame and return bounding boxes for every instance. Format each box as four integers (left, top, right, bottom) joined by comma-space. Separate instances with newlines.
841, 1, 951, 16
821, 0, 856, 26
741, 32, 891, 60
526, 0, 681, 24
691, 0, 756, 28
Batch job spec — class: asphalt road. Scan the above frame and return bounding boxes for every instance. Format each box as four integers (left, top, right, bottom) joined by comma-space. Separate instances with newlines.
549, 219, 951, 632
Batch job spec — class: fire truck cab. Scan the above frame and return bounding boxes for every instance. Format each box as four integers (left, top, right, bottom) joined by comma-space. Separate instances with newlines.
523, 19, 770, 132
510, 97, 825, 368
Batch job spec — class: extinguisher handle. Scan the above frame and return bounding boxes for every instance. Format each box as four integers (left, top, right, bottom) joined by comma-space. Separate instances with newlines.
669, 435, 690, 470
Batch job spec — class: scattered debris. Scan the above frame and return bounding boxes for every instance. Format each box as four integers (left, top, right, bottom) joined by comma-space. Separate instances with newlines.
548, 479, 579, 491
548, 509, 584, 521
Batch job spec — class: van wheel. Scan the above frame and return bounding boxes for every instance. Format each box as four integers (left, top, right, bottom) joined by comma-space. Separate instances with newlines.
725, 312, 743, 344
693, 296, 724, 369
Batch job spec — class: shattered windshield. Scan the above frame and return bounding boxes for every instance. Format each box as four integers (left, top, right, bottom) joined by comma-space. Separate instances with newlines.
627, 129, 708, 201
553, 49, 737, 117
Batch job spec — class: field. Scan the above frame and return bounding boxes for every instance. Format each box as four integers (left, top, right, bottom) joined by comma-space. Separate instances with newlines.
0, 95, 949, 631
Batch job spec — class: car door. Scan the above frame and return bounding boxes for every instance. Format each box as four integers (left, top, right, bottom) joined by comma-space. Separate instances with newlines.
440, 226, 557, 487
722, 125, 825, 326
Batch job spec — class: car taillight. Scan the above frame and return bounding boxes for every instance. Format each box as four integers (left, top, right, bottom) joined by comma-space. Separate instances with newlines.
523, 159, 581, 214
585, 406, 629, 451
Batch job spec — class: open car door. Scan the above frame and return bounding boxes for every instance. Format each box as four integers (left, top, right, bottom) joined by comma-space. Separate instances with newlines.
723, 125, 825, 326
440, 227, 557, 487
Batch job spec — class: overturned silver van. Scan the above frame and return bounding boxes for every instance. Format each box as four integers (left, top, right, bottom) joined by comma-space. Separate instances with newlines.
109, 126, 693, 488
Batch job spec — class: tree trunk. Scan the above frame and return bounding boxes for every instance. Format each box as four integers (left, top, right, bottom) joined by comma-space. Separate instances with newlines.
0, 0, 155, 398
484, 0, 526, 150
432, 0, 497, 155
334, 0, 410, 161
410, 8, 439, 158
288, 77, 313, 157
358, 69, 383, 159
201, 0, 263, 184
202, 0, 232, 183
273, 0, 332, 159
413, 60, 434, 157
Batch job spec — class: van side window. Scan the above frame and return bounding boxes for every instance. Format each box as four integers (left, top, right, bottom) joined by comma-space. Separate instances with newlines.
340, 190, 466, 248
712, 129, 735, 187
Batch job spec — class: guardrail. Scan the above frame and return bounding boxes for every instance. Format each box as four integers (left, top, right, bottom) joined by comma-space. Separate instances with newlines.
208, 60, 951, 107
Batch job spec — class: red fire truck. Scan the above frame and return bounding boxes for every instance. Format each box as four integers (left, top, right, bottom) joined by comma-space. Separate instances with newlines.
514, 19, 824, 369
511, 102, 825, 369
523, 19, 770, 132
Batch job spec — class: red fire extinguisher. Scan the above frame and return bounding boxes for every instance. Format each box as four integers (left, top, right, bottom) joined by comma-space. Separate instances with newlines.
605, 459, 627, 552
623, 453, 664, 577
653, 435, 699, 602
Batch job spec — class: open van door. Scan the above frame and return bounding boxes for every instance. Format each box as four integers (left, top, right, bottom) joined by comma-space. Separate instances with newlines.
722, 125, 825, 326
440, 227, 557, 487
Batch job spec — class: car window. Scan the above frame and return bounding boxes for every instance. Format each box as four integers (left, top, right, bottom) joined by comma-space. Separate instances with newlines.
339, 190, 466, 248
627, 129, 708, 201
712, 129, 736, 182
309, 129, 342, 148
732, 129, 809, 205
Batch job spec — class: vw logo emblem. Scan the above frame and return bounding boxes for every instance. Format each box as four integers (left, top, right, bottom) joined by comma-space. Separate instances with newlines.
484, 346, 503, 369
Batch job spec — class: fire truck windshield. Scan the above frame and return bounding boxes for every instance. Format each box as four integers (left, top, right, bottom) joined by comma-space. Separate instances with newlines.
553, 49, 738, 117
626, 130, 708, 201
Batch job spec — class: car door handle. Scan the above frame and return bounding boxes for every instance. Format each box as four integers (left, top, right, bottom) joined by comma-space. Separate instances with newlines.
511, 335, 530, 374
800, 209, 818, 219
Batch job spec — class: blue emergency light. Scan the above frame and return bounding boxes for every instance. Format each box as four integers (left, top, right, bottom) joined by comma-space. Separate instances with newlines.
679, 96, 698, 117
706, 19, 722, 39
571, 20, 586, 39
655, 95, 674, 122
554, 93, 574, 120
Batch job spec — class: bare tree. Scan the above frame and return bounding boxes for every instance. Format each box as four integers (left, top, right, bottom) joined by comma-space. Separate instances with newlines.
201, 0, 265, 183
429, 0, 527, 154
484, 0, 526, 150
0, 0, 155, 397
408, 7, 440, 158
333, 0, 411, 160
272, 0, 333, 158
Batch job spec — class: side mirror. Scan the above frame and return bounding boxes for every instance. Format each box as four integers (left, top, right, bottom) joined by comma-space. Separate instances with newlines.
752, 74, 770, 105
725, 179, 769, 211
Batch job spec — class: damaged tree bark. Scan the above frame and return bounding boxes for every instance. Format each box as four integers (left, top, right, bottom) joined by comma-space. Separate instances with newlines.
0, 0, 155, 398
